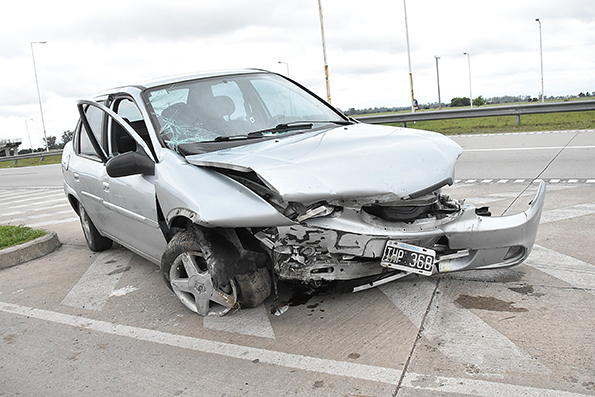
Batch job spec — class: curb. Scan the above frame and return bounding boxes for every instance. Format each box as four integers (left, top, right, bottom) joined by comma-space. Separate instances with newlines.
0, 230, 61, 270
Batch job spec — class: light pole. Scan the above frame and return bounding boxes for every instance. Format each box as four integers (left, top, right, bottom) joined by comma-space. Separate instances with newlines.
403, 0, 415, 112
434, 56, 442, 110
31, 41, 49, 152
317, 0, 331, 103
24, 118, 34, 150
463, 52, 473, 108
278, 61, 290, 77
536, 18, 544, 103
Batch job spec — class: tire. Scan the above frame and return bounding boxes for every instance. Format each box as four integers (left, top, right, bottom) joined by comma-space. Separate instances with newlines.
161, 228, 272, 316
79, 202, 113, 252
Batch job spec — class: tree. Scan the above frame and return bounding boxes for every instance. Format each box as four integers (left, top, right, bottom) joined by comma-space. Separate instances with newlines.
450, 97, 470, 107
61, 130, 74, 147
472, 96, 486, 107
42, 135, 59, 150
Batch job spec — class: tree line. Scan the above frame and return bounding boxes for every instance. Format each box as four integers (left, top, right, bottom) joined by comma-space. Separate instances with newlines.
343, 92, 595, 116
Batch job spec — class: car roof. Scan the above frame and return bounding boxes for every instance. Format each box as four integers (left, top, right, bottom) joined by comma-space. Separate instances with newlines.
92, 69, 270, 98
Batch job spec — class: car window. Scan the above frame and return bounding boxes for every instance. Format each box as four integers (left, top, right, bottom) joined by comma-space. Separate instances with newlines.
79, 104, 107, 160
251, 79, 330, 121
109, 98, 152, 157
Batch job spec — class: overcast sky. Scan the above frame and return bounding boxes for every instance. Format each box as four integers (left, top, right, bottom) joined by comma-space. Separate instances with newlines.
1, 0, 594, 149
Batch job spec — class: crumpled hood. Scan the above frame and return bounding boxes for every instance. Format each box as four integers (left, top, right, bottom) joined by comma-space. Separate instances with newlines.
185, 124, 463, 205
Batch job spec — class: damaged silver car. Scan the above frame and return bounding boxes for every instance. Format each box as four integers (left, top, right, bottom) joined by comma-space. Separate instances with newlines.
62, 69, 546, 316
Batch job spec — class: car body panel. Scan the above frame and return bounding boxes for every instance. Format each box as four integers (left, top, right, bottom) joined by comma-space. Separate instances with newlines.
186, 123, 463, 205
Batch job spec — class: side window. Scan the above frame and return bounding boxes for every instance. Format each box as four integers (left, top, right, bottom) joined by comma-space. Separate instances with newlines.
110, 98, 151, 156
78, 104, 107, 159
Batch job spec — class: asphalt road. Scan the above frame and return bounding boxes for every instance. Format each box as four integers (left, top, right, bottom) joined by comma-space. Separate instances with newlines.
1, 130, 594, 396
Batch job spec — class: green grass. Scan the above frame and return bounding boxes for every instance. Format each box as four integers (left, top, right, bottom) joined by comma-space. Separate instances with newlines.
404, 111, 595, 135
0, 225, 46, 250
0, 154, 62, 169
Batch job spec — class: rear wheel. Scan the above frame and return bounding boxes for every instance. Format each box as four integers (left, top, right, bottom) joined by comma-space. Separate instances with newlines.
161, 228, 271, 316
79, 202, 113, 252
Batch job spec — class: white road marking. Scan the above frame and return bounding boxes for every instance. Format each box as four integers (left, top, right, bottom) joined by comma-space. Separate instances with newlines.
540, 203, 595, 224
27, 217, 79, 228
61, 248, 134, 310
464, 145, 595, 152
380, 279, 549, 376
203, 304, 276, 339
526, 245, 595, 295
1, 301, 590, 397
400, 372, 590, 397
0, 301, 400, 384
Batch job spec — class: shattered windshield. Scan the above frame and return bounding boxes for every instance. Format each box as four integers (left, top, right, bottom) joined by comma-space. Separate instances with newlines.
145, 73, 346, 151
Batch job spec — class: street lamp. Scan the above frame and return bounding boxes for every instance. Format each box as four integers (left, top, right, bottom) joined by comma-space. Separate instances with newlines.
463, 52, 473, 108
536, 18, 544, 103
31, 41, 48, 152
434, 56, 442, 110
24, 118, 35, 150
278, 61, 290, 77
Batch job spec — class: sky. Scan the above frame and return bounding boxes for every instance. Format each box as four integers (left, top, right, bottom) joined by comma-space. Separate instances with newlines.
1, 0, 594, 149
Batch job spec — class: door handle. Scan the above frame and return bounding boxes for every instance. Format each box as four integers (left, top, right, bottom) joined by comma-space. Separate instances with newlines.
102, 182, 110, 193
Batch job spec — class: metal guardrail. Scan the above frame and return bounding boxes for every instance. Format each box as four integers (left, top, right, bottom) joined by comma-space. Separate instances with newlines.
0, 150, 63, 164
356, 99, 595, 126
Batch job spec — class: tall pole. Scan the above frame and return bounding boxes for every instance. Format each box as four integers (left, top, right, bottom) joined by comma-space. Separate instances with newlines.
24, 119, 34, 150
31, 41, 49, 152
403, 0, 415, 112
318, 0, 331, 103
463, 52, 473, 108
536, 18, 544, 103
434, 56, 442, 110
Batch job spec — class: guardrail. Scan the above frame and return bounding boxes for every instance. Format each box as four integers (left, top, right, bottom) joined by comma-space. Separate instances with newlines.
356, 99, 595, 126
0, 150, 63, 164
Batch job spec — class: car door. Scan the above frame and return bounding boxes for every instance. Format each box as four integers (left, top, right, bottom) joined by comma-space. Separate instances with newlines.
69, 102, 111, 233
104, 97, 167, 263
77, 97, 167, 264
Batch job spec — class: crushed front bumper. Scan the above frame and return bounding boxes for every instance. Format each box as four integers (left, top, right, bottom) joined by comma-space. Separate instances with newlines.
265, 181, 546, 282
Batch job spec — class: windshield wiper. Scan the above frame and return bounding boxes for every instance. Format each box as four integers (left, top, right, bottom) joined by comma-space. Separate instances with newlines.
247, 122, 314, 138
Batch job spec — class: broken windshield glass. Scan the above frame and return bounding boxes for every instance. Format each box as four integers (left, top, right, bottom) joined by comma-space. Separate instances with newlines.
145, 73, 347, 152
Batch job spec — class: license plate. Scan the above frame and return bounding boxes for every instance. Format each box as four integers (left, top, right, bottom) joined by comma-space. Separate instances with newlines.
381, 241, 436, 276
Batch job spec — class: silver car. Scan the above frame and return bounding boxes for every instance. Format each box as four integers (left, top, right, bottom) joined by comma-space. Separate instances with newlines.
61, 69, 546, 316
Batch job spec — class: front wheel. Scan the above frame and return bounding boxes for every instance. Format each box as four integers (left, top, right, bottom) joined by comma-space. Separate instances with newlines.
161, 228, 271, 316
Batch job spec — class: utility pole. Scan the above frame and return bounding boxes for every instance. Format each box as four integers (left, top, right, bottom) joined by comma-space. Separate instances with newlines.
435, 56, 442, 110
403, 0, 415, 112
31, 41, 49, 151
318, 0, 331, 103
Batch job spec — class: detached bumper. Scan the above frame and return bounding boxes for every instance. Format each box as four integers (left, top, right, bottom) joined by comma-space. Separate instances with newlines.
438, 180, 546, 272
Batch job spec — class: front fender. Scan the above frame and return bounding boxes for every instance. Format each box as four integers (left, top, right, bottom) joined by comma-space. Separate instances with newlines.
155, 150, 292, 228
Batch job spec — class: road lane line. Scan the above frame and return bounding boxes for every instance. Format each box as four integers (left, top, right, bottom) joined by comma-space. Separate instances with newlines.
0, 301, 401, 385
464, 145, 595, 152
61, 248, 134, 310
204, 304, 276, 339
400, 372, 590, 397
27, 217, 80, 228
1, 301, 590, 396
526, 246, 595, 295
540, 203, 595, 224
381, 279, 549, 376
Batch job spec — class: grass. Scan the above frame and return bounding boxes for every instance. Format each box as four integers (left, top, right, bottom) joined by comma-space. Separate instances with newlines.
404, 110, 595, 135
0, 154, 62, 169
0, 225, 46, 250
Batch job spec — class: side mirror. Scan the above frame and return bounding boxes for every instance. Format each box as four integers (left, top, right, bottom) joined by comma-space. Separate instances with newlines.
106, 151, 155, 178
